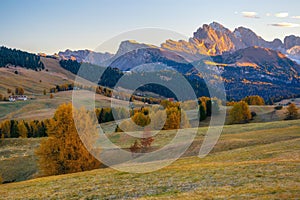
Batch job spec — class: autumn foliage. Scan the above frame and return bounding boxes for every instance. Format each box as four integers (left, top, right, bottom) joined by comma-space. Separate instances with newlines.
285, 103, 299, 120
36, 103, 101, 176
242, 95, 265, 105
229, 101, 252, 124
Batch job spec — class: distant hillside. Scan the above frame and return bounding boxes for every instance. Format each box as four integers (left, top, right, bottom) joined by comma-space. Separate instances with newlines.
0, 57, 75, 95
105, 45, 300, 102
59, 59, 123, 88
0, 46, 44, 70
58, 49, 114, 66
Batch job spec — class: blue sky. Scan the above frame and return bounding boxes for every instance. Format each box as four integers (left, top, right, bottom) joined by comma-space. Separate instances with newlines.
0, 0, 300, 54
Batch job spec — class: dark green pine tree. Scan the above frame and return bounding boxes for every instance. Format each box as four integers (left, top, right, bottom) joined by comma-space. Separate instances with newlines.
199, 104, 207, 121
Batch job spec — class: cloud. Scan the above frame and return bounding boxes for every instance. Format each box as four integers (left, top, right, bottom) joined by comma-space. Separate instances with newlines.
275, 12, 289, 18
266, 13, 271, 17
291, 16, 300, 19
269, 22, 300, 28
242, 11, 259, 19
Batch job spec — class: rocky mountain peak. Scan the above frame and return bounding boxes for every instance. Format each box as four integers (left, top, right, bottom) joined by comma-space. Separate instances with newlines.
115, 40, 157, 58
284, 35, 300, 49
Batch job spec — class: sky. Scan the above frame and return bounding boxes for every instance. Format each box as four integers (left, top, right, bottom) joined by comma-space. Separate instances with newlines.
0, 0, 300, 54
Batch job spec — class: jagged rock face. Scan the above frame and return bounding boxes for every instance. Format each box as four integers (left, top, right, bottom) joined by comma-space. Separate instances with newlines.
114, 40, 157, 58
109, 47, 193, 73
161, 22, 298, 60
233, 27, 283, 50
58, 49, 113, 65
287, 46, 300, 63
213, 46, 300, 74
161, 39, 207, 61
287, 45, 300, 55
193, 22, 245, 54
162, 22, 246, 58
284, 35, 300, 49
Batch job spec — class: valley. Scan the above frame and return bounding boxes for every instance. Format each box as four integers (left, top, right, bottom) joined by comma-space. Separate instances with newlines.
0, 17, 299, 200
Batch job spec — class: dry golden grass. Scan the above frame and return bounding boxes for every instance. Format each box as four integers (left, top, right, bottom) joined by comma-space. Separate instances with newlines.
0, 120, 299, 199
0, 57, 75, 95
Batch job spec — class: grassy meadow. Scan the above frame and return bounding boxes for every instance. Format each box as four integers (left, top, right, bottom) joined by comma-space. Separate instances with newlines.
0, 119, 299, 199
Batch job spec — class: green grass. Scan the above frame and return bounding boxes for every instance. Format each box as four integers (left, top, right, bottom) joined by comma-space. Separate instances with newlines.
0, 101, 30, 119
0, 138, 42, 183
0, 120, 299, 199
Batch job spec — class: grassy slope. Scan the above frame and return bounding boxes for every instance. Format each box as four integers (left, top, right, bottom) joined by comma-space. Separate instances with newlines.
0, 57, 146, 121
0, 57, 74, 120
0, 57, 75, 95
0, 120, 299, 199
0, 138, 42, 183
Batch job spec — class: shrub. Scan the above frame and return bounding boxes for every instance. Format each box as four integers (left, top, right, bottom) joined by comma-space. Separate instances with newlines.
15, 87, 24, 95
251, 111, 257, 119
229, 101, 251, 124
285, 103, 298, 120
274, 105, 283, 110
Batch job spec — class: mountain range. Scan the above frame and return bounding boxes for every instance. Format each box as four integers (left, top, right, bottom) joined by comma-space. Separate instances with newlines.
2, 22, 300, 102
59, 22, 300, 64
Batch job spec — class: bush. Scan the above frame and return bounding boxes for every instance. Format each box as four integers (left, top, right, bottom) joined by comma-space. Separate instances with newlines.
285, 103, 298, 120
274, 105, 283, 110
251, 111, 257, 119
229, 101, 251, 124
15, 87, 24, 95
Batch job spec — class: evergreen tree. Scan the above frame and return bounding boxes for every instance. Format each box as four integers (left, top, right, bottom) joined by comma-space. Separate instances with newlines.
199, 104, 207, 121
17, 120, 28, 138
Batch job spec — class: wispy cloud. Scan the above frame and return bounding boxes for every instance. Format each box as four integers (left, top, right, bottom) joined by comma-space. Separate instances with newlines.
275, 12, 289, 18
291, 16, 300, 19
266, 13, 271, 17
242, 11, 259, 19
269, 22, 300, 28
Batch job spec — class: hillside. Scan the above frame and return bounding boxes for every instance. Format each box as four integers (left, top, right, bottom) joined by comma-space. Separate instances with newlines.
0, 57, 75, 95
0, 120, 299, 199
0, 57, 101, 120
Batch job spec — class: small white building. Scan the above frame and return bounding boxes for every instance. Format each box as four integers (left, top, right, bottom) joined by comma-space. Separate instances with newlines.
9, 95, 28, 102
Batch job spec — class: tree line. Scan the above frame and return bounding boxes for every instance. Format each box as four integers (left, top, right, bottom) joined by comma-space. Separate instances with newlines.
0, 119, 48, 138
59, 59, 123, 88
0, 46, 44, 70
116, 100, 191, 132
227, 95, 265, 106
0, 87, 26, 101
